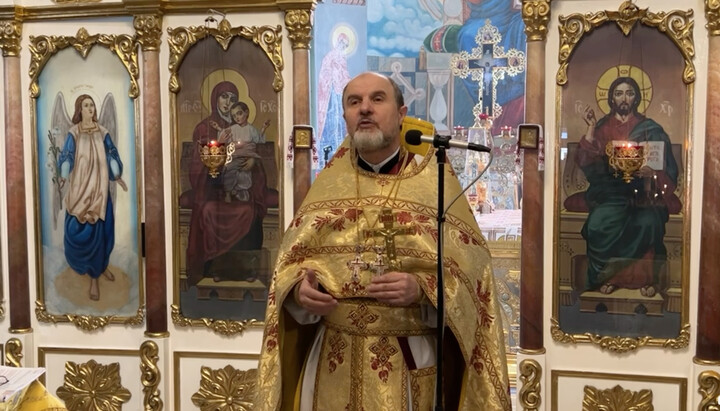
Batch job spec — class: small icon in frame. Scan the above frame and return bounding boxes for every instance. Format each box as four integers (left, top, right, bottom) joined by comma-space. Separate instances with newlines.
518, 124, 542, 149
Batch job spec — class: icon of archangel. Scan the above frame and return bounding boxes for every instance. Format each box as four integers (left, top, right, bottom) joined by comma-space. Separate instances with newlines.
46, 91, 127, 302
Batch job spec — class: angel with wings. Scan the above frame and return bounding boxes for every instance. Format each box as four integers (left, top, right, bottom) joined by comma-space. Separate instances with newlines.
49, 92, 127, 301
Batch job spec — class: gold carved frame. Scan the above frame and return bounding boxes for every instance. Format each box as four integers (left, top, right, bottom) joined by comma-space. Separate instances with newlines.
30, 27, 145, 331
551, 369, 687, 411
173, 351, 259, 410
38, 342, 161, 411
169, 18, 285, 335
551, 2, 694, 352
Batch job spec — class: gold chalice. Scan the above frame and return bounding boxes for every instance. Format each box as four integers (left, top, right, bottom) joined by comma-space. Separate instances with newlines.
198, 140, 235, 178
605, 141, 647, 183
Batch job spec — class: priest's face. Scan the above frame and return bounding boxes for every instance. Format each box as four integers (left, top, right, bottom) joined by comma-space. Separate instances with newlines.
343, 73, 407, 157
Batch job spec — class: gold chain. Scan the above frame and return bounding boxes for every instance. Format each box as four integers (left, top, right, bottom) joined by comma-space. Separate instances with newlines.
352, 147, 411, 248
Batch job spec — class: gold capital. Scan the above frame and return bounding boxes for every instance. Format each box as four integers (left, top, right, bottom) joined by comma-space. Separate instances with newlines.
285, 9, 312, 50
0, 20, 22, 57
707, 0, 720, 35
134, 14, 163, 51
522, 1, 551, 42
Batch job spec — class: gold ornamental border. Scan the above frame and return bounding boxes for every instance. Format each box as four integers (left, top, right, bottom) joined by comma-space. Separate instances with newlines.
29, 27, 146, 331
518, 359, 542, 410
38, 341, 161, 411
551, 1, 694, 354
167, 18, 284, 94
0, 1, 316, 22
3, 338, 23, 367
173, 351, 259, 411
168, 18, 284, 336
28, 27, 140, 99
556, 1, 695, 86
698, 370, 720, 411
550, 370, 687, 411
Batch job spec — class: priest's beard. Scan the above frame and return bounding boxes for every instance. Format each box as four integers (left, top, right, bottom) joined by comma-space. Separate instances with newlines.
352, 129, 391, 152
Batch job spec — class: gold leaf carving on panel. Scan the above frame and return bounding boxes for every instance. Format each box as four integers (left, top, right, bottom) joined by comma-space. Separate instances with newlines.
56, 360, 132, 411
518, 359, 542, 410
0, 20, 22, 57
191, 365, 257, 410
4, 338, 23, 367
699, 370, 720, 411
134, 14, 163, 51
707, 0, 720, 35
29, 28, 140, 99
582, 384, 653, 411
141, 340, 162, 411
168, 19, 284, 94
557, 1, 695, 85
285, 9, 312, 49
550, 318, 690, 353
170, 305, 259, 336
521, 1, 551, 42
35, 301, 145, 331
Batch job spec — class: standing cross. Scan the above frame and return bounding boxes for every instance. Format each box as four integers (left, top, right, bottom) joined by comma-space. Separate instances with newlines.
363, 208, 415, 272
450, 19, 525, 119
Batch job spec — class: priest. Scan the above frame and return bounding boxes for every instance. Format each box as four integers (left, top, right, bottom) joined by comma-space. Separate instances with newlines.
256, 72, 511, 410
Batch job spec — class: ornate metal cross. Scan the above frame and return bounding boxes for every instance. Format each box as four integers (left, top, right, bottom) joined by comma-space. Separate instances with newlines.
364, 208, 415, 272
450, 19, 525, 119
347, 245, 369, 282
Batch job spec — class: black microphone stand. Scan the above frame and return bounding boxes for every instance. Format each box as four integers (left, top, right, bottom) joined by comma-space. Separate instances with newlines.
433, 136, 449, 411
406, 131, 492, 410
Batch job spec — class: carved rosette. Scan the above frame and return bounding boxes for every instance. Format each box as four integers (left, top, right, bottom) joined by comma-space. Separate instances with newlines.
707, 0, 720, 35
518, 359, 542, 410
134, 14, 163, 51
28, 27, 140, 99
170, 305, 259, 336
551, 318, 691, 353
140, 341, 162, 411
56, 360, 132, 411
285, 9, 313, 50
557, 1, 695, 85
168, 19, 284, 93
699, 370, 720, 411
191, 365, 257, 410
4, 338, 23, 367
582, 384, 653, 410
0, 20, 22, 57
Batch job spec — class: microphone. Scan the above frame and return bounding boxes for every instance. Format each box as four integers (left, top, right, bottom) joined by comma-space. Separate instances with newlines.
404, 129, 491, 153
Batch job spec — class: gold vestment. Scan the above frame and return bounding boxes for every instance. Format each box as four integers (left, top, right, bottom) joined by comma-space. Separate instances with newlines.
257, 138, 511, 410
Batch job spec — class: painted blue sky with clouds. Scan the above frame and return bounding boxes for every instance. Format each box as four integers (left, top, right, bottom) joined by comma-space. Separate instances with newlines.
367, 0, 442, 57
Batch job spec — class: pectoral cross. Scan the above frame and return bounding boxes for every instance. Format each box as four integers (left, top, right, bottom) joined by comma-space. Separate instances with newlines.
347, 245, 369, 282
363, 208, 415, 272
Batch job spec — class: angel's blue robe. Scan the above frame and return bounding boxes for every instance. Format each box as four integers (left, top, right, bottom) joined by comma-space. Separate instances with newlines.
58, 128, 123, 279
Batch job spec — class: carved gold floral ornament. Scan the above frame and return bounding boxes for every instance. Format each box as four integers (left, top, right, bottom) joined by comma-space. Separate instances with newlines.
56, 360, 131, 411
191, 366, 258, 410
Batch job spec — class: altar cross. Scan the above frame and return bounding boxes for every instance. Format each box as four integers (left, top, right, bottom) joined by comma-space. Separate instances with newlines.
363, 208, 415, 272
450, 19, 525, 119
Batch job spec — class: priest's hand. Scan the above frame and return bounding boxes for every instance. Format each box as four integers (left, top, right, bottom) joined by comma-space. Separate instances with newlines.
294, 269, 338, 316
367, 272, 420, 306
